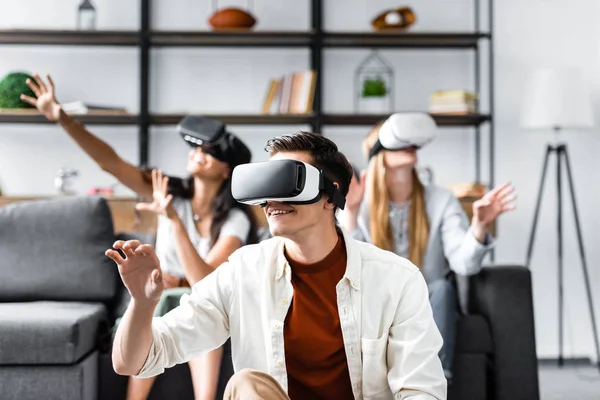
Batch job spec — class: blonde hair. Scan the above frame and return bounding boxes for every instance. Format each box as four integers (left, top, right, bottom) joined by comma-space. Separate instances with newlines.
362, 123, 430, 268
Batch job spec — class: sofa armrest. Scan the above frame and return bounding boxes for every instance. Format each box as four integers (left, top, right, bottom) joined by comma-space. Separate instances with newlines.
115, 232, 156, 246
468, 265, 540, 400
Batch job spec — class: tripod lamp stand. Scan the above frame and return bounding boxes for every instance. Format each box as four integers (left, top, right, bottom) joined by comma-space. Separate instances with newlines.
521, 67, 600, 370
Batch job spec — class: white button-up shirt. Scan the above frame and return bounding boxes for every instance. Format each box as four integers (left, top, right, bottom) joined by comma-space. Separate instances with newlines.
136, 230, 447, 400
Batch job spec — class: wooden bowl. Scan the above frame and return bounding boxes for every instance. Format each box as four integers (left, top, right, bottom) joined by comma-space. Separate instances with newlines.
208, 7, 257, 31
371, 7, 416, 31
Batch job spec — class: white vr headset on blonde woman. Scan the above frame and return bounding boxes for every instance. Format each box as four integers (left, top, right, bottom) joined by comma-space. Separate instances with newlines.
368, 112, 438, 160
231, 159, 346, 210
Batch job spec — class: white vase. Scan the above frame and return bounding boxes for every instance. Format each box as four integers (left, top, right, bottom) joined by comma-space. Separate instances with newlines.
359, 96, 389, 114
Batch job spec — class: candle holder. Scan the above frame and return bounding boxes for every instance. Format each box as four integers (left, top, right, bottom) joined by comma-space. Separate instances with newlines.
354, 50, 395, 114
76, 0, 97, 31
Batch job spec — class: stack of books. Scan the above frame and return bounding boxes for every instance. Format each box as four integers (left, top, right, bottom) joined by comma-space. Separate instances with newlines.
261, 70, 317, 115
429, 90, 477, 114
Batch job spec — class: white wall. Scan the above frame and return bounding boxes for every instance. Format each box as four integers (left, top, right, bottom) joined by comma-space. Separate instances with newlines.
1, 0, 600, 362
493, 0, 600, 362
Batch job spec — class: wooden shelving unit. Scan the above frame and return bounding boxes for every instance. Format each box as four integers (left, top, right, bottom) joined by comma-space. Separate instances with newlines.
323, 113, 491, 127
323, 32, 490, 49
0, 0, 495, 186
0, 29, 138, 46
150, 30, 314, 47
151, 113, 315, 126
0, 109, 138, 125
0, 110, 490, 127
0, 29, 489, 49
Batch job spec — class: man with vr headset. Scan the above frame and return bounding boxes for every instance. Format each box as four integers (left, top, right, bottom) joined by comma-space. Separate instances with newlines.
107, 130, 447, 399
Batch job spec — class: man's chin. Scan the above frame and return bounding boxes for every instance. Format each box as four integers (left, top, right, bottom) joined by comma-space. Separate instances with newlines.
268, 224, 293, 238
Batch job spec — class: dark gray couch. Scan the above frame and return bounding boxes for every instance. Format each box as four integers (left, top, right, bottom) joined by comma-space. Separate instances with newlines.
0, 196, 540, 400
449, 268, 540, 400
0, 196, 118, 400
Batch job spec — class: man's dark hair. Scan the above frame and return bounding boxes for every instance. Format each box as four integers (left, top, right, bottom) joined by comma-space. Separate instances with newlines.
264, 131, 353, 202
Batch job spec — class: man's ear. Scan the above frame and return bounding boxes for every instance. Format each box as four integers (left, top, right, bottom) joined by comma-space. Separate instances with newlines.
324, 182, 340, 210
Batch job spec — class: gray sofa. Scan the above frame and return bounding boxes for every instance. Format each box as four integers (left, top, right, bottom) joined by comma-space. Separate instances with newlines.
0, 196, 118, 400
0, 196, 540, 400
449, 268, 540, 400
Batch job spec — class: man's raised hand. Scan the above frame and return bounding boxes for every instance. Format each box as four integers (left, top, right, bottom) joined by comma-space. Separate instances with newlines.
105, 240, 164, 303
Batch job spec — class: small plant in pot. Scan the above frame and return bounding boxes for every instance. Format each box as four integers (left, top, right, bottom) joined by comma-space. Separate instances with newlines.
360, 77, 389, 114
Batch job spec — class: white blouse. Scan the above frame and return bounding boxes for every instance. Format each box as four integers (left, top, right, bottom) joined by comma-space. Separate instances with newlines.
154, 197, 251, 278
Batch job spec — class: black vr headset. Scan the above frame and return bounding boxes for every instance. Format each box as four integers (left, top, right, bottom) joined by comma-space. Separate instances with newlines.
177, 115, 251, 167
368, 112, 438, 159
231, 159, 346, 210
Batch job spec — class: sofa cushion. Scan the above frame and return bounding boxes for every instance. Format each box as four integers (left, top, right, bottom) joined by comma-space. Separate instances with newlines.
0, 301, 108, 365
455, 315, 493, 354
0, 351, 98, 400
0, 196, 118, 302
449, 353, 488, 400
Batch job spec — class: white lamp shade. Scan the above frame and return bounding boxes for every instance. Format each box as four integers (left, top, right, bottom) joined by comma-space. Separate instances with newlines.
521, 68, 594, 130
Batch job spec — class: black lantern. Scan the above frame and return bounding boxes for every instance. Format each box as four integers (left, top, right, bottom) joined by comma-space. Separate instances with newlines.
77, 0, 97, 31
354, 50, 394, 114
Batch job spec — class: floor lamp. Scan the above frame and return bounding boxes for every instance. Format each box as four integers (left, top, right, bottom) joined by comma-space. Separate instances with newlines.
521, 68, 600, 370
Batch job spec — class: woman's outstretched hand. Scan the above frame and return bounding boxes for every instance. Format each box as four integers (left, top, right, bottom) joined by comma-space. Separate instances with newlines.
472, 182, 516, 226
338, 170, 367, 233
136, 169, 177, 219
345, 170, 367, 213
20, 73, 62, 122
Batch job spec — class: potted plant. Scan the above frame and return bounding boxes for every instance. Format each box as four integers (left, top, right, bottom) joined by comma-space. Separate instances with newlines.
360, 76, 389, 114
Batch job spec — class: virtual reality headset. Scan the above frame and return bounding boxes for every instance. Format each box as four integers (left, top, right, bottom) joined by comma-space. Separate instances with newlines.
231, 159, 346, 210
368, 112, 438, 159
177, 115, 251, 167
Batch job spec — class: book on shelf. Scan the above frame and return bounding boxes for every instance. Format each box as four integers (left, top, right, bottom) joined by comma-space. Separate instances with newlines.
429, 90, 477, 115
262, 70, 316, 115
61, 101, 128, 115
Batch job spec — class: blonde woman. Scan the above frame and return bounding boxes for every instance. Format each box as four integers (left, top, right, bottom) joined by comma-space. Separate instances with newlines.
339, 113, 516, 379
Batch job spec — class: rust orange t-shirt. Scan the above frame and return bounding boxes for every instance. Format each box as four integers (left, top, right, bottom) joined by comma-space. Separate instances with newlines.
283, 234, 354, 400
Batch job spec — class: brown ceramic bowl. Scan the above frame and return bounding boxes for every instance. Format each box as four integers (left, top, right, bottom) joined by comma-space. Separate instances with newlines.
208, 7, 257, 31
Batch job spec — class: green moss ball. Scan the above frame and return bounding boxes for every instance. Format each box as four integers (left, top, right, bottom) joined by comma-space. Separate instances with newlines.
0, 71, 36, 108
